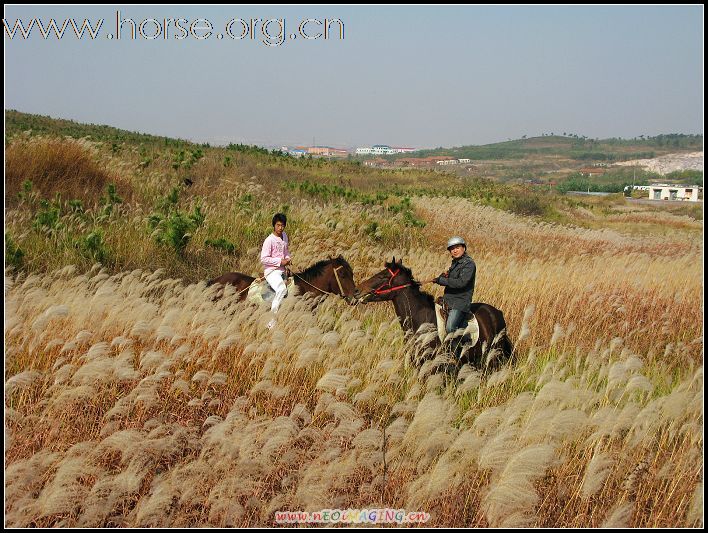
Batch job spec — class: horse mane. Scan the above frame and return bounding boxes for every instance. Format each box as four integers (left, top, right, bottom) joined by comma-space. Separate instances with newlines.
298, 256, 352, 282
384, 260, 436, 307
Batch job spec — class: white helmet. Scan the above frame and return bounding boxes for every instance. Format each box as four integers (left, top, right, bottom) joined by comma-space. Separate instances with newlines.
447, 236, 466, 250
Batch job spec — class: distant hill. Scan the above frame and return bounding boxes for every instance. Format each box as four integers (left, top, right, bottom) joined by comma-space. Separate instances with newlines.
387, 134, 703, 162
5, 109, 198, 148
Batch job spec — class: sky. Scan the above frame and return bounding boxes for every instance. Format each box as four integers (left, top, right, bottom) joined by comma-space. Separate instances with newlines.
3, 5, 704, 149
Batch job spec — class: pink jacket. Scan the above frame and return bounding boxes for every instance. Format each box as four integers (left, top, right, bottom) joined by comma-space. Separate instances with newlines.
261, 232, 290, 275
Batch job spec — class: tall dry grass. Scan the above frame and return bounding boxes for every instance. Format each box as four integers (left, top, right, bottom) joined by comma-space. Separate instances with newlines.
411, 196, 702, 373
5, 136, 131, 207
4, 256, 702, 527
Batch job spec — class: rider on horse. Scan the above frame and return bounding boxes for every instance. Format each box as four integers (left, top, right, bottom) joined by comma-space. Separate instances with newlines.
261, 213, 291, 329
427, 236, 477, 336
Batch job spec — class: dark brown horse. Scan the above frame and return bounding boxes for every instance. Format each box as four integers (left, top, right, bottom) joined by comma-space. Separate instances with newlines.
353, 258, 513, 370
207, 255, 356, 303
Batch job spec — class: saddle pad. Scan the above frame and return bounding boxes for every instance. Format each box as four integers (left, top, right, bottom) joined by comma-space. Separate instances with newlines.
434, 303, 447, 343
464, 314, 480, 348
247, 277, 296, 304
434, 303, 480, 346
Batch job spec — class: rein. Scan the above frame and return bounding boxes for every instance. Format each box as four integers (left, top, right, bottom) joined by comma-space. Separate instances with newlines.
292, 264, 348, 298
236, 276, 264, 296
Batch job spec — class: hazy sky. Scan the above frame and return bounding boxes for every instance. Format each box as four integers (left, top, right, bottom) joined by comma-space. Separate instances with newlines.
4, 5, 704, 149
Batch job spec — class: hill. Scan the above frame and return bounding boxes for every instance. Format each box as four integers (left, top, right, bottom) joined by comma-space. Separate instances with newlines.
393, 134, 703, 162
5, 109, 191, 147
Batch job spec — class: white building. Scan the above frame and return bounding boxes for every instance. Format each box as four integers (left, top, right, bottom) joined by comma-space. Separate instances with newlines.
648, 184, 701, 201
356, 145, 416, 155
371, 145, 394, 155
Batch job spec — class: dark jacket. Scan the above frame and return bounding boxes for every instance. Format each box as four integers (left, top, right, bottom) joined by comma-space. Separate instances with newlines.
436, 253, 476, 312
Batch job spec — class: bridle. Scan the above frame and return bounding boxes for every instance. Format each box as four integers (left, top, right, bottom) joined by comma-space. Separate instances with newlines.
370, 267, 413, 296
356, 267, 415, 319
332, 265, 346, 296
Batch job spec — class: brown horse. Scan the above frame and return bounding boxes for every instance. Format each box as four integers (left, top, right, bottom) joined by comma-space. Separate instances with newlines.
353, 258, 513, 370
207, 255, 356, 304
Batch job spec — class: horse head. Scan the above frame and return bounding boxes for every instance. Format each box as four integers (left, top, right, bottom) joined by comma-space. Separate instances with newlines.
353, 256, 417, 303
327, 255, 357, 302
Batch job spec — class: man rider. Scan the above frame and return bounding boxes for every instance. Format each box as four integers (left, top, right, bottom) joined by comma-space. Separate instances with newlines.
426, 236, 476, 335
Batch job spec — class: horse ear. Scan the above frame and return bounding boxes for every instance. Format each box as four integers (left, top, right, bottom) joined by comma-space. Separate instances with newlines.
392, 256, 396, 264
397, 257, 403, 265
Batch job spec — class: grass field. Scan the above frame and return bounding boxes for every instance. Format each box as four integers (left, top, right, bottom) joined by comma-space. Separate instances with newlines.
4, 111, 703, 527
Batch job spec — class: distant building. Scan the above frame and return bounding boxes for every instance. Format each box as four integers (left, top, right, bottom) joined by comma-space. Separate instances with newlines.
373, 145, 395, 155
307, 146, 330, 156
648, 184, 701, 201
306, 146, 349, 157
356, 145, 417, 155
282, 146, 349, 158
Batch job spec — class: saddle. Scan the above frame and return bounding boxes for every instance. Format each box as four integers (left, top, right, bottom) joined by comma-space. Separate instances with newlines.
434, 297, 479, 346
247, 274, 296, 304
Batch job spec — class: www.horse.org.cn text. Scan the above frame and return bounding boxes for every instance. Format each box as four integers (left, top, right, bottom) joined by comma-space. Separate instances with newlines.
3, 12, 345, 46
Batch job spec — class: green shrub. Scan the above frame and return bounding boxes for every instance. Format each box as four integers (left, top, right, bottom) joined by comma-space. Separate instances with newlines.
364, 221, 382, 241
508, 195, 549, 217
32, 197, 63, 234
17, 180, 38, 204
403, 210, 426, 228
68, 199, 85, 214
153, 211, 195, 255
172, 150, 185, 170
75, 230, 109, 263
99, 183, 124, 219
148, 186, 206, 256
5, 233, 24, 269
188, 204, 206, 227
205, 238, 237, 254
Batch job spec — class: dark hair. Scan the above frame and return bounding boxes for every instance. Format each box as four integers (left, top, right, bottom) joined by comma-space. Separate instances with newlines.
272, 213, 287, 226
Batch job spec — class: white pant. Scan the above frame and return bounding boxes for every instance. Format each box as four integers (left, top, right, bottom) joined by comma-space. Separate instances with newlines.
265, 270, 288, 313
